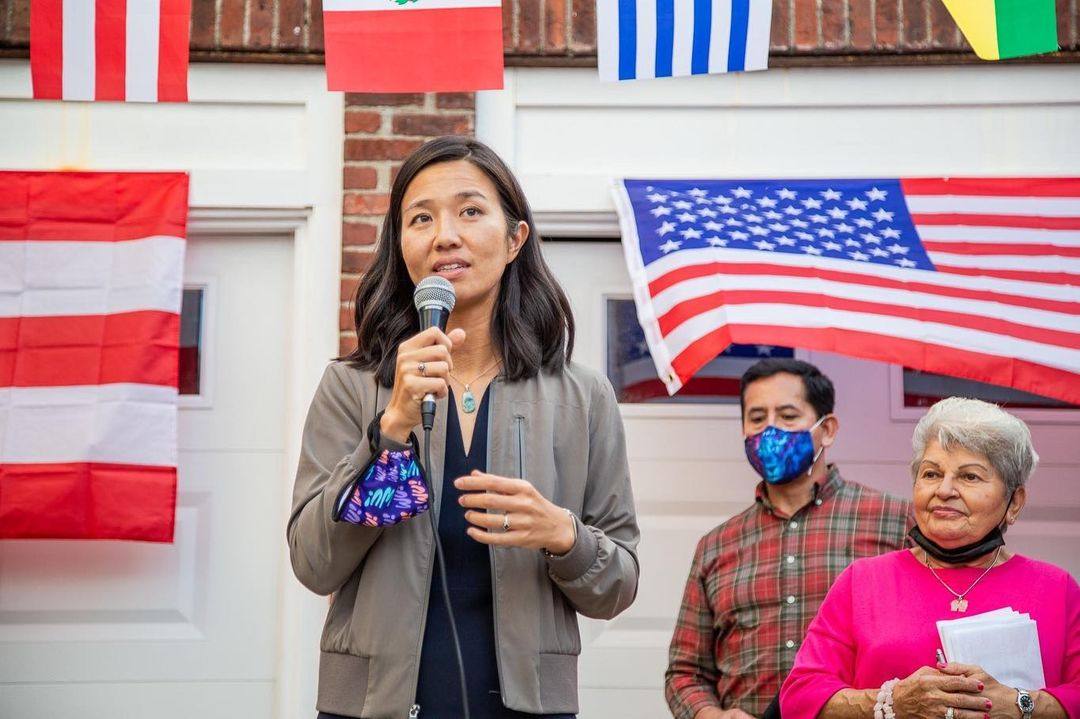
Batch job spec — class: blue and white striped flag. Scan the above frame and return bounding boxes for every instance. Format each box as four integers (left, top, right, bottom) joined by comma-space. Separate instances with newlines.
596, 0, 773, 81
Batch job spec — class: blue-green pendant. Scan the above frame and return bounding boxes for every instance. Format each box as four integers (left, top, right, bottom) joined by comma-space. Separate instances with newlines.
462, 388, 477, 413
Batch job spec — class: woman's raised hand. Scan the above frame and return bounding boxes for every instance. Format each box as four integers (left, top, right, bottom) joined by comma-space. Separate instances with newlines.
380, 326, 466, 443
892, 665, 990, 719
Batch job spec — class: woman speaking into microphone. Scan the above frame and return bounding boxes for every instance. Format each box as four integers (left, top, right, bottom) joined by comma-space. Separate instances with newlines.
288, 136, 640, 719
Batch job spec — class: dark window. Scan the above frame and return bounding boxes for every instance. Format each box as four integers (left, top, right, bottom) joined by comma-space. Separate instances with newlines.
606, 298, 794, 404
902, 368, 1077, 410
179, 288, 203, 396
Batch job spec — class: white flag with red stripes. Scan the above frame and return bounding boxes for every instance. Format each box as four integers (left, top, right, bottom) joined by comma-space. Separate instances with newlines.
31, 0, 191, 102
0, 172, 187, 541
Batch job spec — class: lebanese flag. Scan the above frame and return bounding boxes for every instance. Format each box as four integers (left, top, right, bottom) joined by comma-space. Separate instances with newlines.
0, 172, 188, 542
31, 0, 191, 102
323, 0, 504, 93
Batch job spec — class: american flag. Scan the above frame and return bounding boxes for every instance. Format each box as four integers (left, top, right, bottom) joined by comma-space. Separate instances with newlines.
614, 178, 1080, 405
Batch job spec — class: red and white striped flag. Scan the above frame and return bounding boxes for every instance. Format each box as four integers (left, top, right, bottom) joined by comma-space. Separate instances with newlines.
31, 0, 191, 102
0, 171, 188, 541
323, 0, 504, 93
615, 177, 1080, 405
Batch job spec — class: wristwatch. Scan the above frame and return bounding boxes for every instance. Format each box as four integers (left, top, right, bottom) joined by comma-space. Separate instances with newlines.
541, 508, 577, 559
1016, 688, 1034, 719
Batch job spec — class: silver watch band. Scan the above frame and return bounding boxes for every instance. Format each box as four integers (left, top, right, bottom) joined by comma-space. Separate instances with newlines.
541, 508, 577, 558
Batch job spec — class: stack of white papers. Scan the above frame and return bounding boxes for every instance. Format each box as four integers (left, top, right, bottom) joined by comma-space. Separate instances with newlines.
937, 607, 1045, 689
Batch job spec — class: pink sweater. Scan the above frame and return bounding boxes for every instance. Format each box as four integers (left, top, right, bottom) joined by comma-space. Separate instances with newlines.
780, 550, 1080, 719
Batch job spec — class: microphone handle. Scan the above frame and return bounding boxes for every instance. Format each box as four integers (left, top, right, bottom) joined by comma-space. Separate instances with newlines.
421, 395, 437, 431
416, 304, 449, 431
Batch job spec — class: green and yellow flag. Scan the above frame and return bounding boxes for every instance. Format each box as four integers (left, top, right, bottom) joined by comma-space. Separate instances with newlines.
941, 0, 1059, 60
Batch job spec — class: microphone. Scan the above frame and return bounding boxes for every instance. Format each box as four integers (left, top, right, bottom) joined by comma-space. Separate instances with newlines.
412, 276, 456, 431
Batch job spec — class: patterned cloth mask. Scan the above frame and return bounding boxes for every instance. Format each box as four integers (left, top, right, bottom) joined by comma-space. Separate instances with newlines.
743, 416, 828, 485
332, 447, 430, 527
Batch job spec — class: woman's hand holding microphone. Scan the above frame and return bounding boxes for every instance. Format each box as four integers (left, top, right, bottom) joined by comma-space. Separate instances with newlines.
379, 326, 466, 444
378, 327, 577, 556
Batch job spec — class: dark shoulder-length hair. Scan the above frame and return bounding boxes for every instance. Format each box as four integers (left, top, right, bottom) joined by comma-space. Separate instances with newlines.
339, 135, 575, 387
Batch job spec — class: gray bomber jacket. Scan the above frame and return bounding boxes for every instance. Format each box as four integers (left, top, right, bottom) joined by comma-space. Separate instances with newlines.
287, 360, 641, 718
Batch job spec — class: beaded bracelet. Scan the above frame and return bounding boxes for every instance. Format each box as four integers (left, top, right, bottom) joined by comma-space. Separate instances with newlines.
873, 678, 900, 719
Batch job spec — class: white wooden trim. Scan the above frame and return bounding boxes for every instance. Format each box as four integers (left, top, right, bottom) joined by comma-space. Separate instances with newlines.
535, 210, 621, 238
188, 207, 311, 235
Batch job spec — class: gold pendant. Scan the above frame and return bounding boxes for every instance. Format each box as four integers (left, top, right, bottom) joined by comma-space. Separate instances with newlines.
950, 598, 968, 612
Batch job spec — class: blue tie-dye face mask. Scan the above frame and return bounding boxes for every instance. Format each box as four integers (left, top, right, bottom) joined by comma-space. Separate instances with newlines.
743, 415, 828, 485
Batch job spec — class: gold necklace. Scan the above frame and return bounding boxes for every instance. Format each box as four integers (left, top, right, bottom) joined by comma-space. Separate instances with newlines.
924, 546, 1003, 612
449, 359, 501, 414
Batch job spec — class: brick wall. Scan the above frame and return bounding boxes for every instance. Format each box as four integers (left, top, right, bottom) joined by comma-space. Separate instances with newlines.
2, 0, 1077, 57
338, 92, 476, 356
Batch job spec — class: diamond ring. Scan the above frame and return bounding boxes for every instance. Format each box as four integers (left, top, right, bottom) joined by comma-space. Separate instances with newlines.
417, 362, 426, 377
502, 513, 512, 531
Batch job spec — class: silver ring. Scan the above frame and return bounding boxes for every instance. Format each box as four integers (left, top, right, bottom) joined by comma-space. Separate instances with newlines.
945, 708, 955, 719
502, 513, 511, 531
417, 362, 426, 377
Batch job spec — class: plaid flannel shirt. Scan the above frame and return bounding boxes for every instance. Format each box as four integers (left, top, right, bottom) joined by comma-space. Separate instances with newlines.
665, 466, 913, 718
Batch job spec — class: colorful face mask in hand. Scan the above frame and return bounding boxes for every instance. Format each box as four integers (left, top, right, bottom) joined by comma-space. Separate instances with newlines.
332, 447, 430, 527
743, 415, 828, 485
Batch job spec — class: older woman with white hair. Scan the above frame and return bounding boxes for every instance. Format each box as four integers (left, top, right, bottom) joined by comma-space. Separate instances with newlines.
780, 397, 1079, 719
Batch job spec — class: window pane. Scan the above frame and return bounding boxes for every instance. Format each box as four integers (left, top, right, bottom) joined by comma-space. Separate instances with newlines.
903, 368, 1076, 410
179, 288, 203, 396
606, 298, 794, 404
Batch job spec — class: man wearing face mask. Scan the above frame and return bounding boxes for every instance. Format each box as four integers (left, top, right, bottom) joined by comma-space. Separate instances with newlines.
665, 358, 914, 719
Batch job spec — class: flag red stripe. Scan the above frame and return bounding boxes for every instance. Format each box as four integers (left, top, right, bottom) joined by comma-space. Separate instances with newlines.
157, 0, 190, 101
669, 324, 1080, 405
30, 0, 64, 99
901, 178, 1080, 198
647, 262, 1079, 316
656, 290, 1080, 350
620, 376, 741, 402
0, 171, 189, 241
912, 213, 1080, 230
0, 462, 176, 541
0, 311, 180, 388
324, 7, 503, 93
933, 264, 1080, 286
95, 0, 127, 100
922, 241, 1080, 258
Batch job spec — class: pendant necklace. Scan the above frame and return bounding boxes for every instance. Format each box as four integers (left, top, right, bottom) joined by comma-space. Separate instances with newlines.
449, 359, 501, 414
924, 546, 1002, 612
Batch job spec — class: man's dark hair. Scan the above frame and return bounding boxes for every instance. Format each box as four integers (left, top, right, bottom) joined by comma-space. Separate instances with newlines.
739, 358, 835, 419
339, 136, 574, 386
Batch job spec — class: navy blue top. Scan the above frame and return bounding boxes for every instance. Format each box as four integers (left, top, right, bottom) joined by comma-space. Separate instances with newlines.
413, 389, 573, 719
317, 389, 574, 719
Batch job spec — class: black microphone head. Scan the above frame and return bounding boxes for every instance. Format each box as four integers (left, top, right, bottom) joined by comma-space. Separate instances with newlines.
413, 275, 456, 314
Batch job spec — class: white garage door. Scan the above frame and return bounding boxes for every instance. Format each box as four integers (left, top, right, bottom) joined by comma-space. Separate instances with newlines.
0, 233, 293, 718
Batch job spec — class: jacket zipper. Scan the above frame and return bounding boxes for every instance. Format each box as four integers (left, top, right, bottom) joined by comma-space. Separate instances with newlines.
491, 413, 525, 702
407, 438, 439, 719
